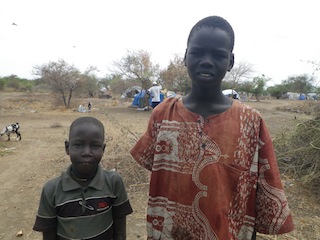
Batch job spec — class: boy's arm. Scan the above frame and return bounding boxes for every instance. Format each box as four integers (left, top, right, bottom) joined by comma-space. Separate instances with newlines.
113, 217, 127, 240
251, 230, 256, 240
43, 231, 57, 240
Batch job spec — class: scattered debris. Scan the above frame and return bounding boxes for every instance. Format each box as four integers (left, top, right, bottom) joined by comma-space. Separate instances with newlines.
16, 230, 23, 237
5, 147, 16, 151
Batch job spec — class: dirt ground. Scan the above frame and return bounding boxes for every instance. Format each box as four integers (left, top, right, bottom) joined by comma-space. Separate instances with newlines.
0, 92, 319, 240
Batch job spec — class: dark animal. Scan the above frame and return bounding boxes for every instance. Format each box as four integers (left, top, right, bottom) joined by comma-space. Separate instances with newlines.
0, 123, 21, 141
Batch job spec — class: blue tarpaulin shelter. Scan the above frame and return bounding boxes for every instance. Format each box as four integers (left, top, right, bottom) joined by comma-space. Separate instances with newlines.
132, 90, 164, 107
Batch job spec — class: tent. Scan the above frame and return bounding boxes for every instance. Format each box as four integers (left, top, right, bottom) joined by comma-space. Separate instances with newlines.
132, 90, 150, 107
131, 90, 165, 108
222, 89, 240, 99
121, 86, 142, 99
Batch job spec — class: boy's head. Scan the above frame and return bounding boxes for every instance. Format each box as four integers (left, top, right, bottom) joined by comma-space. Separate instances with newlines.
184, 16, 235, 89
187, 16, 235, 52
65, 117, 106, 179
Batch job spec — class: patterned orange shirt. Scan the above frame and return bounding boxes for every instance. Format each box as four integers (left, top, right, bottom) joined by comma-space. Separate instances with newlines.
131, 97, 294, 240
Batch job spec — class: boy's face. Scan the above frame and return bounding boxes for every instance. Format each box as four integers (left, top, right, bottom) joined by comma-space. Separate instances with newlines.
65, 122, 106, 179
185, 27, 234, 89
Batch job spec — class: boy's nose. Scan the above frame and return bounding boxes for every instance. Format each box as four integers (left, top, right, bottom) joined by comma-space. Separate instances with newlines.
200, 55, 214, 67
82, 145, 92, 155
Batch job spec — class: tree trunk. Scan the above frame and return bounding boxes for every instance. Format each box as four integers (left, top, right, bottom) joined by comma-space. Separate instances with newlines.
67, 90, 73, 108
61, 90, 67, 107
140, 93, 150, 108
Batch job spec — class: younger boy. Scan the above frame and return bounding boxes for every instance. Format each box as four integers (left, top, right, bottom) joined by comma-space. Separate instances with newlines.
33, 116, 133, 239
130, 16, 294, 239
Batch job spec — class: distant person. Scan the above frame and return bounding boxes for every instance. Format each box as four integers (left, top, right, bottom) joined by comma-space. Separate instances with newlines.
88, 102, 92, 111
148, 81, 162, 108
33, 116, 133, 239
130, 16, 294, 239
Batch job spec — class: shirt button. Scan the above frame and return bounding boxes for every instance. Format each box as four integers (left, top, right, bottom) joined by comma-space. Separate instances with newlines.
202, 143, 206, 148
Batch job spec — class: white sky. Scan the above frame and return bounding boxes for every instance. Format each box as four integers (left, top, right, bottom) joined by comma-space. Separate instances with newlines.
1, 0, 319, 85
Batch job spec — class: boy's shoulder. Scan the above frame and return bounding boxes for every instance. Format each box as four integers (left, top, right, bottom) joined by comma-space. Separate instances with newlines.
233, 100, 261, 117
153, 96, 181, 112
101, 168, 123, 180
93, 167, 126, 187
41, 172, 65, 195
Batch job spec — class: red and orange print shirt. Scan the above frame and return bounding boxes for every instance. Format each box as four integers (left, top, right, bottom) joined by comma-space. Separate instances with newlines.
131, 97, 294, 240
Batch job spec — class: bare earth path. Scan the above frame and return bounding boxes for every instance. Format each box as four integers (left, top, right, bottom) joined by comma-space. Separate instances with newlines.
0, 93, 319, 240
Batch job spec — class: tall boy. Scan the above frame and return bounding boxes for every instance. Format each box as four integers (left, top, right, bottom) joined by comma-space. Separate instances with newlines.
130, 16, 294, 239
33, 116, 133, 239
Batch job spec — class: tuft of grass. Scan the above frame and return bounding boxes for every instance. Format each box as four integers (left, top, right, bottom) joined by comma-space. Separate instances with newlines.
0, 142, 12, 156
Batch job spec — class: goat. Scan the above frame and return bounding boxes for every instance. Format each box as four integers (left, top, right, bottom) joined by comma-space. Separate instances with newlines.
0, 123, 21, 141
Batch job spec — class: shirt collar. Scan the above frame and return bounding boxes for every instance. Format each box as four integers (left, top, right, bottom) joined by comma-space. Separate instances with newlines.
61, 164, 104, 191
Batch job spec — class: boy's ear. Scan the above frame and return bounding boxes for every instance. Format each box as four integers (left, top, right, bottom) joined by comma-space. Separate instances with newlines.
183, 48, 187, 66
65, 140, 70, 155
227, 53, 234, 72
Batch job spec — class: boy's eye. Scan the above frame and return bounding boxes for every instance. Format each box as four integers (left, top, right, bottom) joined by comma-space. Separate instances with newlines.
189, 49, 203, 56
215, 53, 228, 59
213, 50, 229, 59
73, 143, 83, 148
91, 144, 102, 149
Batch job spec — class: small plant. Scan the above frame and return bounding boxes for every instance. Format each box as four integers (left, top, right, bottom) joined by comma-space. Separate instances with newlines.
0, 142, 11, 157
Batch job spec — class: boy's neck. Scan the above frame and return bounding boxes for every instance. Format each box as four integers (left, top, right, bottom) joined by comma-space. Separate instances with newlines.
183, 89, 233, 118
71, 168, 96, 181
70, 169, 95, 187
188, 85, 232, 103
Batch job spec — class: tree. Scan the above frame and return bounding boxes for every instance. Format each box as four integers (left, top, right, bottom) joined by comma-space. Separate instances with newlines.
110, 50, 160, 107
307, 60, 320, 74
100, 74, 137, 96
237, 80, 254, 95
111, 50, 160, 89
251, 75, 268, 101
267, 84, 288, 99
237, 75, 268, 101
78, 66, 100, 97
224, 60, 254, 90
160, 54, 191, 94
290, 75, 314, 95
281, 74, 314, 95
0, 75, 35, 92
33, 59, 81, 108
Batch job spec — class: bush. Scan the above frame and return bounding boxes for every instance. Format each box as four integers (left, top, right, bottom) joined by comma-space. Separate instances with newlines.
275, 119, 320, 192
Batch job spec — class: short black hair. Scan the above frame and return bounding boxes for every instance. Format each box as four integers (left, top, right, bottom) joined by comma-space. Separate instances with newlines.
187, 16, 235, 52
69, 116, 105, 140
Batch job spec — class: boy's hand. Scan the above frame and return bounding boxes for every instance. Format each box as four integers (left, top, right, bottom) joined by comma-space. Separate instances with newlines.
113, 217, 127, 240
43, 231, 57, 240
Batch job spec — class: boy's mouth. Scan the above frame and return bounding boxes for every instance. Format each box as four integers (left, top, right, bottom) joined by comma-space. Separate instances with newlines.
199, 73, 212, 77
78, 160, 95, 165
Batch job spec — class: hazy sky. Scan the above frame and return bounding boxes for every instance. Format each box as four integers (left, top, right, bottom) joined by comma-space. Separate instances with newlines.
1, 0, 319, 85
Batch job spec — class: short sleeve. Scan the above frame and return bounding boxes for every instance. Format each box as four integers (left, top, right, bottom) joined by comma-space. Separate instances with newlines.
33, 183, 57, 232
111, 173, 133, 219
255, 119, 294, 234
130, 111, 157, 171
